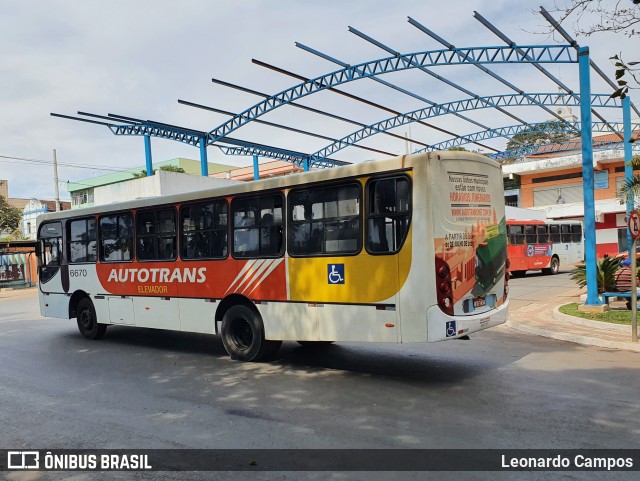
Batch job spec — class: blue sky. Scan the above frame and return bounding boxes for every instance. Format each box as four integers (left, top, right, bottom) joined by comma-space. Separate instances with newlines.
0, 0, 636, 200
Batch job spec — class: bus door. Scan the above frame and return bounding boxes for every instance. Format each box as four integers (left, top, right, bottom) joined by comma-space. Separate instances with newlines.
38, 221, 70, 317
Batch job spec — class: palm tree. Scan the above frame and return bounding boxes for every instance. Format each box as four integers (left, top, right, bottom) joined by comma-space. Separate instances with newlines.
570, 256, 622, 294
617, 155, 640, 205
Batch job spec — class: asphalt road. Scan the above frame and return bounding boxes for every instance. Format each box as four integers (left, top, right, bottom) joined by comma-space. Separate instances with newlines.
0, 281, 638, 481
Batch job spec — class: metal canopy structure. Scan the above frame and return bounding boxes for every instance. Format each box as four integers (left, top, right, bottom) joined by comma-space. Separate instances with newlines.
52, 7, 638, 307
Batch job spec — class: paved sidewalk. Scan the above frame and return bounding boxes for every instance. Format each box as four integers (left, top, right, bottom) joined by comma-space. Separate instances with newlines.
0, 286, 38, 301
507, 286, 640, 353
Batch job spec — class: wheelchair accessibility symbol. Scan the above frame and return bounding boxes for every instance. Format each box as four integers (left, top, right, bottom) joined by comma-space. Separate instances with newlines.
446, 320, 457, 338
328, 264, 345, 284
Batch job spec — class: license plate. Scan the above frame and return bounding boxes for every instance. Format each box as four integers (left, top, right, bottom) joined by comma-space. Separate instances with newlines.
473, 297, 486, 308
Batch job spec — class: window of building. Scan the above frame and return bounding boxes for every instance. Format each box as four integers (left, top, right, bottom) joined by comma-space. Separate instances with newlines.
366, 176, 411, 254
232, 194, 284, 258
180, 201, 228, 259
100, 214, 133, 262
136, 208, 177, 261
549, 224, 561, 243
69, 218, 97, 263
618, 227, 628, 253
289, 184, 360, 256
508, 225, 524, 245
71, 189, 95, 206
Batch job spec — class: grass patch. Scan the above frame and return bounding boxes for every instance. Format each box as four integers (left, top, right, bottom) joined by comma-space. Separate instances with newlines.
559, 303, 635, 325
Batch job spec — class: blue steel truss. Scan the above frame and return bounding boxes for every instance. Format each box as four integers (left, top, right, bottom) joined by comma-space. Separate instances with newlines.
309, 93, 619, 162
417, 121, 636, 152
205, 45, 577, 145
491, 138, 640, 161
109, 122, 203, 147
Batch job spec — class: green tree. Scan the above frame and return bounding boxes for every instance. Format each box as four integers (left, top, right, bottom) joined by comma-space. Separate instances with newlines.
131, 165, 187, 178
446, 146, 469, 151
0, 195, 22, 233
506, 121, 579, 151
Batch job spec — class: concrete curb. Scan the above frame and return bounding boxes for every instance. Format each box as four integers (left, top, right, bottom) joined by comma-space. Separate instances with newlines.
552, 306, 629, 333
506, 319, 640, 352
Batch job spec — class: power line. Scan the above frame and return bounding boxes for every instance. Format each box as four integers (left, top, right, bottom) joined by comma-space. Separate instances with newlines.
0, 154, 131, 173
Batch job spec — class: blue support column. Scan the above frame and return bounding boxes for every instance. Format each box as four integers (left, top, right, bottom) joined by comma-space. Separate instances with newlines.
253, 155, 259, 180
578, 46, 600, 305
144, 135, 153, 176
624, 96, 634, 257
199, 138, 208, 176
303, 157, 310, 172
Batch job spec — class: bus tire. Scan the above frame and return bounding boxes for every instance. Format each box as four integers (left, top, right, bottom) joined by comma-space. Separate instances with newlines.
76, 298, 107, 340
543, 257, 560, 275
220, 305, 281, 362
297, 341, 334, 347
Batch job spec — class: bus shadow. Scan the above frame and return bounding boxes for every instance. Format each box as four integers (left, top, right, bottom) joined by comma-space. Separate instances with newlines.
58, 325, 516, 385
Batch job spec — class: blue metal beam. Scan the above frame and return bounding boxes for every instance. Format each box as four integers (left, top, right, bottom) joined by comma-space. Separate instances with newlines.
311, 93, 619, 161
579, 46, 600, 306
144, 135, 153, 176
406, 19, 569, 124
418, 121, 635, 153
473, 11, 622, 137
539, 6, 640, 118
208, 78, 422, 147
491, 139, 640, 161
295, 41, 493, 133
358, 22, 528, 126
624, 97, 634, 256
178, 98, 396, 156
206, 45, 577, 144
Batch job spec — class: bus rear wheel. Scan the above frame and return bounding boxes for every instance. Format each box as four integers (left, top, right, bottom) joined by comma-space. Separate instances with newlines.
76, 298, 107, 340
543, 257, 560, 275
221, 305, 281, 362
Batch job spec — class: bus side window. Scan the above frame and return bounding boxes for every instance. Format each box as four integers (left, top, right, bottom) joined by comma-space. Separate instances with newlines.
366, 176, 411, 254
549, 224, 561, 243
537, 225, 549, 244
136, 208, 177, 261
508, 225, 524, 245
525, 225, 537, 244
571, 224, 582, 243
289, 183, 361, 256
232, 194, 284, 258
100, 214, 133, 262
69, 218, 97, 263
561, 224, 572, 243
180, 201, 228, 259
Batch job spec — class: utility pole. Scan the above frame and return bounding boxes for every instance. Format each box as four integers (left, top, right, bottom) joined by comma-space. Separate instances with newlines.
53, 149, 61, 211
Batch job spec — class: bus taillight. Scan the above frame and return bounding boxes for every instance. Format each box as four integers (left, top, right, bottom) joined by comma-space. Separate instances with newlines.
435, 257, 454, 315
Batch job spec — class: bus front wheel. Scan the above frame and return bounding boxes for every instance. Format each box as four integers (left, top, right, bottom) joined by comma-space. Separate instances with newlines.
544, 257, 560, 275
221, 305, 281, 362
76, 298, 107, 340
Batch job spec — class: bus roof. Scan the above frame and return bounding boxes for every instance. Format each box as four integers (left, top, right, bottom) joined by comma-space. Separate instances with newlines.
38, 151, 500, 223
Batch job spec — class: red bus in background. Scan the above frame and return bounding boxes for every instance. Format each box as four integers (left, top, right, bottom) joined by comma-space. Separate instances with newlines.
507, 219, 584, 277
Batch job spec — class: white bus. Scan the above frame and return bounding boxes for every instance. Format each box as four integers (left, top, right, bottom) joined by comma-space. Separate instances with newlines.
37, 152, 509, 361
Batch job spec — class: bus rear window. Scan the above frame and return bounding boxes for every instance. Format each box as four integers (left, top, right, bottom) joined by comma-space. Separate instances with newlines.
508, 225, 524, 245
366, 176, 411, 254
571, 224, 582, 243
